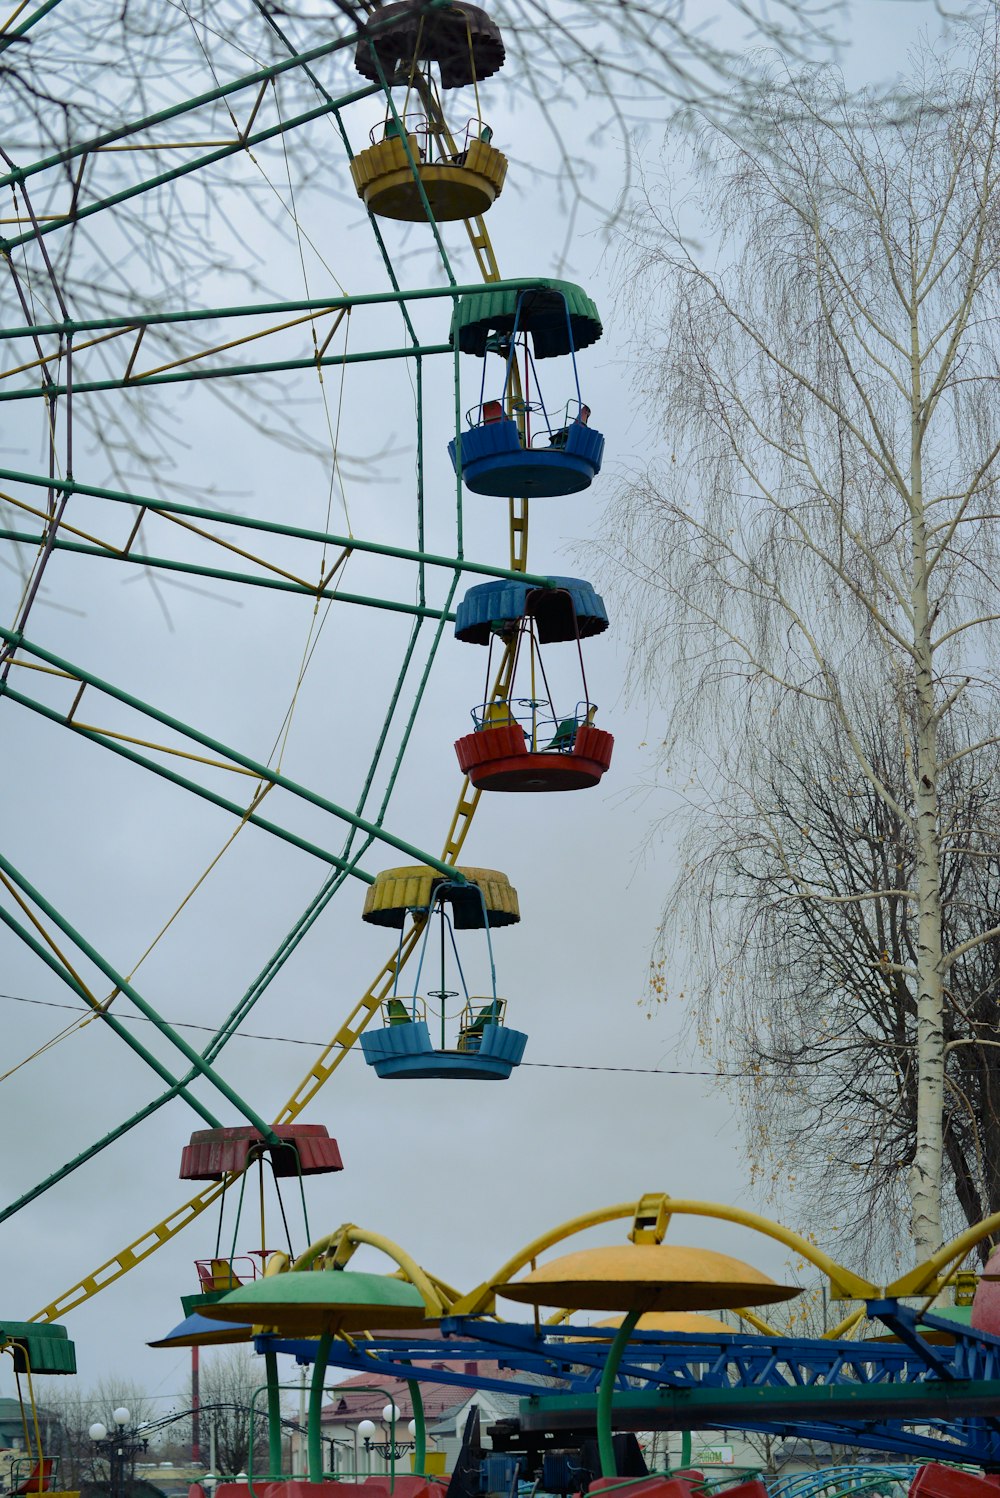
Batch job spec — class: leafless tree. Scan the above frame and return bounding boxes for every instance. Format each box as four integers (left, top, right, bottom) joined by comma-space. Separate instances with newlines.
0, 0, 865, 640
193, 1347, 270, 1478
658, 702, 1000, 1266
601, 20, 1000, 1265
39, 1379, 157, 1492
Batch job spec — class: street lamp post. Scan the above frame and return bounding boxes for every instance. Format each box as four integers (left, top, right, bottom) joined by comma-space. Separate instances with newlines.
356, 1421, 376, 1478
357, 1405, 415, 1475
89, 1408, 149, 1498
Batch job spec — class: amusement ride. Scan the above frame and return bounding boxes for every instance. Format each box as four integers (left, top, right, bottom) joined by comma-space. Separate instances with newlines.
3, 9, 1000, 1498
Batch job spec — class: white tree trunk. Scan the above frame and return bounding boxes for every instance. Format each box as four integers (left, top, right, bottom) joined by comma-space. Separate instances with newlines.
907, 312, 946, 1261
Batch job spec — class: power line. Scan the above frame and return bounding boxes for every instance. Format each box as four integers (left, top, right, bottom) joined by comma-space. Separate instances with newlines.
0, 988, 772, 1077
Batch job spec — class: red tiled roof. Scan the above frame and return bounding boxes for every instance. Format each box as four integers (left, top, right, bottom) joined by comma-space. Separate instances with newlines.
321, 1362, 524, 1425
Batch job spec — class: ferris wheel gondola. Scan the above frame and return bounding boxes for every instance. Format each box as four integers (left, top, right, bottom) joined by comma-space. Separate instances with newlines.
359, 866, 527, 1080
350, 1, 508, 222
453, 576, 614, 791
449, 282, 605, 496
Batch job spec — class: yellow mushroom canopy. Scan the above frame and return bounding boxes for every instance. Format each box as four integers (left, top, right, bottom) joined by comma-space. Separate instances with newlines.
498, 1243, 799, 1314
593, 1311, 735, 1335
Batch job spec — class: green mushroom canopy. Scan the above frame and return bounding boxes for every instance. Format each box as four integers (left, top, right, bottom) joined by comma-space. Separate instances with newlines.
198, 1268, 430, 1336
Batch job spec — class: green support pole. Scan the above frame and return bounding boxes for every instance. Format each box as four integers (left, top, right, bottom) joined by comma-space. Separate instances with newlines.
0, 9, 436, 195
0, 531, 456, 621
0, 625, 468, 884
0, 1085, 180, 1224
252, 3, 423, 361
0, 465, 558, 589
407, 1379, 426, 1475
1, 84, 381, 256
0, 847, 280, 1141
0, 276, 579, 343
0, 900, 221, 1128
369, 51, 456, 289
0, 0, 65, 54
0, 680, 374, 880
308, 1332, 333, 1482
453, 289, 465, 559
0, 849, 380, 1226
0, 342, 450, 401
596, 1308, 640, 1479
266, 1352, 283, 1479
680, 1429, 692, 1468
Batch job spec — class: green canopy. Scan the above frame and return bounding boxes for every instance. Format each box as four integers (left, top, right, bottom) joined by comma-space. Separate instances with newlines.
452, 280, 602, 359
198, 1269, 429, 1335
0, 1321, 76, 1374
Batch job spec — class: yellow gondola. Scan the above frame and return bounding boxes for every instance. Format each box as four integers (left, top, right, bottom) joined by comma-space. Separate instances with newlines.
349, 2, 508, 223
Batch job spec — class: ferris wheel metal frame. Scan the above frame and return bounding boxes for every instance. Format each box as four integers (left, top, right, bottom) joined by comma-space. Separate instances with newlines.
0, 0, 553, 1324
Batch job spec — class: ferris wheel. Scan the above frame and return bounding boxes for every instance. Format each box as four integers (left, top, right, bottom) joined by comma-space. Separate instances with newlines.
0, 0, 614, 1332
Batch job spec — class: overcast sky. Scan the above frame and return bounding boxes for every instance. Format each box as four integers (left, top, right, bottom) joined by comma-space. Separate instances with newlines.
0, 0, 957, 1414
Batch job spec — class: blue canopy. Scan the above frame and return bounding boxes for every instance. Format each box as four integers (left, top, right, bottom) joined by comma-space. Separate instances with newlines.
455, 575, 609, 645
147, 1311, 253, 1348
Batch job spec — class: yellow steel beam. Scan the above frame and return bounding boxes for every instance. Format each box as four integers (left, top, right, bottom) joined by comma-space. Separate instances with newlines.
735, 1308, 780, 1336
291, 1223, 449, 1316
886, 1212, 1000, 1297
0, 490, 129, 553
0, 2, 32, 34
70, 725, 259, 777
0, 326, 132, 383
32, 1178, 230, 1322
132, 305, 346, 382
451, 1194, 876, 1317
151, 505, 327, 590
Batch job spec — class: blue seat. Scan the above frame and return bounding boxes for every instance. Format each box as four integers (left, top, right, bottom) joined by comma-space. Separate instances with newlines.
360, 1018, 527, 1080
449, 416, 604, 498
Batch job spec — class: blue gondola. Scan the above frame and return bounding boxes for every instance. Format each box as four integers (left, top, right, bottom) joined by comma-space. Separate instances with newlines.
359, 866, 527, 1081
454, 575, 609, 645
448, 284, 605, 498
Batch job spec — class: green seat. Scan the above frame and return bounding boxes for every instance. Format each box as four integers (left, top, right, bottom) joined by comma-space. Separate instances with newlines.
546, 716, 579, 750
386, 998, 413, 1026
465, 999, 504, 1034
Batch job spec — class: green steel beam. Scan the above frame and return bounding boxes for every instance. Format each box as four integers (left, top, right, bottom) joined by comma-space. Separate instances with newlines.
0, 901, 222, 1129
0, 837, 376, 1227
0, 1084, 183, 1225
202, 842, 375, 1063
0, 626, 466, 883
0, 466, 559, 590
251, 4, 423, 354
0, 342, 451, 401
518, 1379, 1000, 1430
0, 14, 401, 193
0, 277, 557, 342
0, 83, 380, 256
0, 531, 457, 620
0, 680, 377, 880
0, 848, 280, 1140
0, 0, 65, 54
370, 46, 456, 289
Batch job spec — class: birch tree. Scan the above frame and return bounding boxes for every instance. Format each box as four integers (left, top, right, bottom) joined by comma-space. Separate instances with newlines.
603, 24, 1000, 1263
659, 702, 1000, 1263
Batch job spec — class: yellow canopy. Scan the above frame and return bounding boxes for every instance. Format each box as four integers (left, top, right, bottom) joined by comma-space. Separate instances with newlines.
593, 1311, 735, 1335
362, 864, 520, 928
498, 1243, 800, 1313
